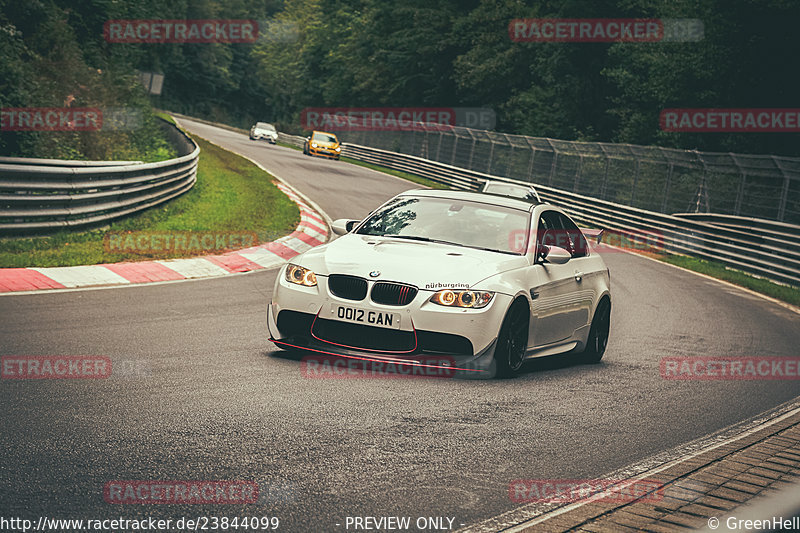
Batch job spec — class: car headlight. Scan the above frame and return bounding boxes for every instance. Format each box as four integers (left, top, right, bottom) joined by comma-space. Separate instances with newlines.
430, 290, 494, 309
311, 142, 318, 148
285, 264, 317, 286
335, 146, 341, 152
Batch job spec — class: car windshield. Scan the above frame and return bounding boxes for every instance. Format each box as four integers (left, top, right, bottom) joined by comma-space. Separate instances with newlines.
256, 122, 275, 131
355, 196, 530, 255
312, 132, 338, 143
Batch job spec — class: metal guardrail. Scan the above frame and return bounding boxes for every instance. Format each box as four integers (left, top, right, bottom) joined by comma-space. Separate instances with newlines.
280, 132, 799, 287
0, 119, 199, 234
337, 123, 800, 225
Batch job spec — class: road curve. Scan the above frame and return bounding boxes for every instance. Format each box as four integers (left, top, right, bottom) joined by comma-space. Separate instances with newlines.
0, 119, 798, 532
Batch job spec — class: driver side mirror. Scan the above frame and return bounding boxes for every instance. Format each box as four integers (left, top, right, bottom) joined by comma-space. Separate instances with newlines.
541, 245, 571, 264
331, 218, 359, 235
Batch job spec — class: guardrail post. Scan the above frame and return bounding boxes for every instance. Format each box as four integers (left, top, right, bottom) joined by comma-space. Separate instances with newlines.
500, 133, 515, 178
525, 138, 536, 183
486, 140, 495, 174
546, 138, 557, 186
598, 145, 610, 199
435, 130, 444, 162
692, 150, 710, 213
662, 163, 674, 213
450, 132, 459, 166
730, 153, 745, 216
631, 157, 640, 205
467, 132, 476, 170
772, 156, 791, 222
574, 155, 583, 192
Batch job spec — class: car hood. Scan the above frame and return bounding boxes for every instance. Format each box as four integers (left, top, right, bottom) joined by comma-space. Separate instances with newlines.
297, 234, 526, 289
255, 129, 276, 135
311, 140, 338, 148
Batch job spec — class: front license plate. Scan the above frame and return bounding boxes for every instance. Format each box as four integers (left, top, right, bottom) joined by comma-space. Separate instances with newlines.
330, 304, 401, 330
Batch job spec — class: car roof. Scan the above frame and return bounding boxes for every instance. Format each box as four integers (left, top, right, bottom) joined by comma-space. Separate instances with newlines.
312, 130, 337, 137
396, 188, 538, 212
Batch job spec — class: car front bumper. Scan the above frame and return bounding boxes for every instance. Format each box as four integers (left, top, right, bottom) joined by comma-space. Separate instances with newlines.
252, 133, 277, 142
308, 146, 340, 158
267, 268, 510, 375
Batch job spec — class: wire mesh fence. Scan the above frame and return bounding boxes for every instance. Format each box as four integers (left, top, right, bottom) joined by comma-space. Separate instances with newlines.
336, 124, 800, 224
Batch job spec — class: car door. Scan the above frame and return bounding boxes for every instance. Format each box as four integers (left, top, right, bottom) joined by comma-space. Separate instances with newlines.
556, 212, 594, 333
526, 210, 584, 348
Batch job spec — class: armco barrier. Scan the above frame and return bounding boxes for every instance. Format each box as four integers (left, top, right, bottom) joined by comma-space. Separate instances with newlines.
280, 132, 799, 287
0, 119, 199, 234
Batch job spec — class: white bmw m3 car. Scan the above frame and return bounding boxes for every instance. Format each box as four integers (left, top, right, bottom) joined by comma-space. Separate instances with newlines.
267, 187, 611, 378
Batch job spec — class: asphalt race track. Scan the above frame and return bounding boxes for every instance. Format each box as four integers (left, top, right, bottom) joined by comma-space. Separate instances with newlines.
1, 119, 799, 532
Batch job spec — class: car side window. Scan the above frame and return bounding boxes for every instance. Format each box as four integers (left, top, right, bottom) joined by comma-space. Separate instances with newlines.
535, 211, 562, 259
558, 213, 589, 258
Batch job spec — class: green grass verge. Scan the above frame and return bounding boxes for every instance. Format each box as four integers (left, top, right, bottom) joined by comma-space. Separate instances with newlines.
0, 136, 300, 267
155, 112, 176, 125
657, 254, 800, 307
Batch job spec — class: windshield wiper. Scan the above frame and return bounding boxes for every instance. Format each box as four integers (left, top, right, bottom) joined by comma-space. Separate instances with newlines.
461, 245, 519, 255
380, 234, 519, 254
381, 234, 463, 247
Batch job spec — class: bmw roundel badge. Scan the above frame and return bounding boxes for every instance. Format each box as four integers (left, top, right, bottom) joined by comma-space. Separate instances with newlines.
369, 270, 381, 277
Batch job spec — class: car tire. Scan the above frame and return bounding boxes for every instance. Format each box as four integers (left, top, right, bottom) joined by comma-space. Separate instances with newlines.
493, 300, 529, 378
581, 297, 610, 364
303, 145, 308, 155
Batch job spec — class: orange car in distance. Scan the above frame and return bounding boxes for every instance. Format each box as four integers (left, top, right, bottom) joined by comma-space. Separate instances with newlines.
303, 130, 341, 160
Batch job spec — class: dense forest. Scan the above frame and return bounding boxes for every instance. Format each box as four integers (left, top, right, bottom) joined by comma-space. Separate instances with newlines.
1, 0, 799, 157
